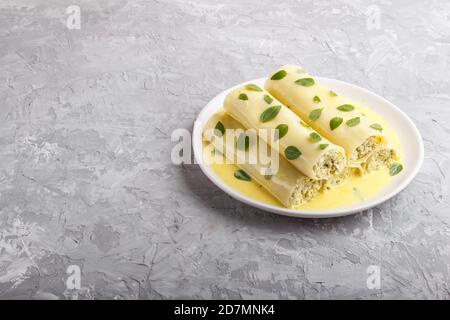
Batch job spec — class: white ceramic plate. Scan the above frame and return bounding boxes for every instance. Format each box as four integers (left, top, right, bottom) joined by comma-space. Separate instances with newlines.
192, 77, 423, 218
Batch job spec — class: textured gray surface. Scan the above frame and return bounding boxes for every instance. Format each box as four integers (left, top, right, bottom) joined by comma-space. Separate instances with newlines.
0, 0, 449, 300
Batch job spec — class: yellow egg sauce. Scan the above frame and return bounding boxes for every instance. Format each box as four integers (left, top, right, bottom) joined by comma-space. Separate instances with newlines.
203, 106, 402, 211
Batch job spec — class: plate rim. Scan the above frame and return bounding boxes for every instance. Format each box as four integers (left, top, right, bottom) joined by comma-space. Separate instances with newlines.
192, 77, 424, 218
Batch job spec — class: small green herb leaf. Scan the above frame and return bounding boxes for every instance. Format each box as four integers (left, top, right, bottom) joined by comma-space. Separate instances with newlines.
330, 117, 343, 130
313, 95, 321, 103
309, 132, 321, 143
237, 133, 250, 151
294, 78, 315, 87
245, 84, 262, 91
309, 108, 323, 121
275, 124, 289, 140
337, 104, 355, 112
271, 70, 287, 80
234, 169, 251, 181
239, 93, 248, 101
214, 121, 225, 137
263, 94, 273, 104
263, 168, 272, 180
212, 148, 223, 156
329, 90, 337, 97
285, 146, 302, 160
299, 120, 310, 128
370, 123, 383, 132
318, 143, 329, 150
346, 117, 360, 127
260, 105, 281, 122
389, 163, 403, 176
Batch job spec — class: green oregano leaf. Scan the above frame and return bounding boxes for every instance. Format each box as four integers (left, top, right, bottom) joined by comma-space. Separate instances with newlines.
245, 84, 262, 91
263, 94, 273, 104
309, 108, 323, 121
309, 132, 321, 143
337, 104, 355, 112
275, 124, 288, 140
330, 117, 343, 130
318, 143, 329, 150
294, 78, 315, 87
370, 123, 383, 131
346, 117, 360, 127
212, 148, 223, 156
214, 121, 225, 137
329, 90, 337, 97
389, 163, 403, 176
237, 133, 250, 151
239, 93, 248, 101
234, 169, 251, 181
285, 146, 302, 160
313, 95, 321, 103
263, 168, 272, 180
260, 105, 281, 122
271, 70, 287, 80
299, 120, 310, 128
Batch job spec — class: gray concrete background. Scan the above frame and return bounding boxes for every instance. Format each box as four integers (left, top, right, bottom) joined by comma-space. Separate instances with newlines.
0, 0, 449, 299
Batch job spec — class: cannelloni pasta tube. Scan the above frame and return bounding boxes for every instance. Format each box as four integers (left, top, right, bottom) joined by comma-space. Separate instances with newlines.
203, 111, 324, 207
265, 65, 398, 170
223, 84, 346, 180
